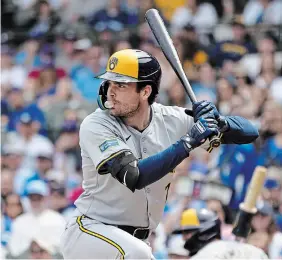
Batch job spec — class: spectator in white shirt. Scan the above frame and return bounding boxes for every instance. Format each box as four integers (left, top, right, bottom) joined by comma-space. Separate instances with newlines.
1, 45, 26, 92
6, 112, 54, 170
243, 0, 282, 25
270, 67, 282, 104
1, 143, 34, 196
239, 33, 282, 79
7, 180, 66, 258
171, 0, 218, 35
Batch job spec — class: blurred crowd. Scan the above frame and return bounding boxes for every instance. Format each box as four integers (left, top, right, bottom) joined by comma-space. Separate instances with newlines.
1, 0, 282, 259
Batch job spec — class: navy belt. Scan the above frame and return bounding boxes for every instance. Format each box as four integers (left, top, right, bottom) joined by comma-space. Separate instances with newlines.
116, 225, 150, 240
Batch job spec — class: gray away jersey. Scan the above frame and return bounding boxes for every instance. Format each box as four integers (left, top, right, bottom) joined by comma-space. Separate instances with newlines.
75, 103, 193, 229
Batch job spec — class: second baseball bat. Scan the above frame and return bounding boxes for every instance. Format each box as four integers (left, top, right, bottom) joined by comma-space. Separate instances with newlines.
232, 166, 267, 239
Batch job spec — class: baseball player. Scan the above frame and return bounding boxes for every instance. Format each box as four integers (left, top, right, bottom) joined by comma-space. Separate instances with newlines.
172, 208, 221, 254
60, 49, 259, 259
174, 208, 268, 259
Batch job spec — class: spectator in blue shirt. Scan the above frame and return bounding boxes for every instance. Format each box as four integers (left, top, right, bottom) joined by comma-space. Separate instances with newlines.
87, 0, 136, 32
21, 151, 54, 197
120, 0, 139, 26
264, 176, 282, 214
69, 38, 92, 79
72, 45, 104, 102
14, 33, 42, 70
5, 88, 46, 135
258, 137, 282, 168
192, 63, 217, 103
216, 143, 260, 210
210, 18, 256, 67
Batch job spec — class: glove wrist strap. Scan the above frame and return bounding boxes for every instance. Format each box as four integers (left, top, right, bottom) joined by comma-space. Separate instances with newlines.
218, 116, 229, 132
180, 135, 197, 154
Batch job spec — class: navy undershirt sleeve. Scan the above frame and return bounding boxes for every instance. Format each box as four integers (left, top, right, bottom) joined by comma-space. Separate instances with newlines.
135, 140, 188, 189
223, 116, 259, 144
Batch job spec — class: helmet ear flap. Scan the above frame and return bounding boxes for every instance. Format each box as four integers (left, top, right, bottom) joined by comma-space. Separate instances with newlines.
97, 80, 109, 110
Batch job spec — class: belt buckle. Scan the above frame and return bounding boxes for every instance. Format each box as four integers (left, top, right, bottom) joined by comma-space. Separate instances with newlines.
133, 228, 149, 239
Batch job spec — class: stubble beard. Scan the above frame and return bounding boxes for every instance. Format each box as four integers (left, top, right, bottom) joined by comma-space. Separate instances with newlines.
110, 101, 141, 119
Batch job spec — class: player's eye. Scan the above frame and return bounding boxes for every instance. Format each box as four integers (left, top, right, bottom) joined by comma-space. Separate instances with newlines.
118, 84, 126, 88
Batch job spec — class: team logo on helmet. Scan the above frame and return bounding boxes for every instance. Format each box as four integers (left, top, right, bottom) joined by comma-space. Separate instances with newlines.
109, 57, 118, 70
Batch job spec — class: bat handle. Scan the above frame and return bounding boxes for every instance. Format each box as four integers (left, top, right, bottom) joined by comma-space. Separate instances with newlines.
207, 134, 222, 153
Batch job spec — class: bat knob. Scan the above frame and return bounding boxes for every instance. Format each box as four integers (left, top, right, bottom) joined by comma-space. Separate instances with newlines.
232, 206, 254, 238
207, 134, 222, 153
210, 138, 221, 148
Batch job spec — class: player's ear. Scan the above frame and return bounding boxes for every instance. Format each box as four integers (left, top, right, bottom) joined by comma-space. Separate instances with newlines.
141, 84, 152, 101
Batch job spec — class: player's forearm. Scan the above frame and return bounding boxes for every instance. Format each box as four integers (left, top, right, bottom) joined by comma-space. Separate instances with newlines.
222, 116, 259, 144
136, 117, 220, 189
135, 140, 188, 189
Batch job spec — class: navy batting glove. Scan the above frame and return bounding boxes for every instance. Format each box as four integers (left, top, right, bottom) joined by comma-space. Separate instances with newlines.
181, 116, 219, 153
185, 101, 230, 132
185, 101, 220, 122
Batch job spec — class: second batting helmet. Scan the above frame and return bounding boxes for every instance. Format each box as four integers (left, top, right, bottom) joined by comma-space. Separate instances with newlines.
182, 208, 221, 256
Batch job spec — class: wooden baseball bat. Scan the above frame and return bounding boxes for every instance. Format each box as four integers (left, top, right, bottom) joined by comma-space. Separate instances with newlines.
232, 166, 267, 239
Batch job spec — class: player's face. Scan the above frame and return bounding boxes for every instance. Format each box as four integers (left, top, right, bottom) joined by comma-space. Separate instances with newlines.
107, 81, 142, 117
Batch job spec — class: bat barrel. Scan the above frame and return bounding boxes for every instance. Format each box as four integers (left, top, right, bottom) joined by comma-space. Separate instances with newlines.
145, 9, 197, 103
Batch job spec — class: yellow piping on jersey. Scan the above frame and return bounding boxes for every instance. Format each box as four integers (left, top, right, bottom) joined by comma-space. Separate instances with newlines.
96, 150, 127, 171
76, 216, 125, 259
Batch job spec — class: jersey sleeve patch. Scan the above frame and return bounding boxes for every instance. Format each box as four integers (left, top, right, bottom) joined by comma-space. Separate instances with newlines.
99, 139, 119, 152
